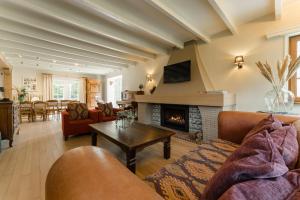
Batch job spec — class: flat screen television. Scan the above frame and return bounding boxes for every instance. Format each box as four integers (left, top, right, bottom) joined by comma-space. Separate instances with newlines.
163, 60, 191, 83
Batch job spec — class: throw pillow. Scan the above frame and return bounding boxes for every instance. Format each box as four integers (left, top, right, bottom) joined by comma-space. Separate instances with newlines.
104, 102, 113, 116
292, 119, 300, 168
97, 103, 106, 112
219, 169, 300, 200
270, 124, 298, 169
243, 114, 282, 142
67, 103, 89, 120
201, 130, 289, 200
243, 114, 298, 169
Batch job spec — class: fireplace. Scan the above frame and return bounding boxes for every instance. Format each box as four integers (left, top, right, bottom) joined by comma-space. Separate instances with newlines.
161, 104, 189, 132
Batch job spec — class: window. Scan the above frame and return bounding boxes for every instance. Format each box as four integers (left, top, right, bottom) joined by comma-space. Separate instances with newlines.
106, 75, 122, 107
52, 77, 80, 100
289, 35, 300, 102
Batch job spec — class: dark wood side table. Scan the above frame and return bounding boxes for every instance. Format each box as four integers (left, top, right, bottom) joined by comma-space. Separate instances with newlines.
89, 122, 175, 173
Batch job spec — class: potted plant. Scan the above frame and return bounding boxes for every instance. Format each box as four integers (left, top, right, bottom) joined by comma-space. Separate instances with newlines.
16, 87, 27, 102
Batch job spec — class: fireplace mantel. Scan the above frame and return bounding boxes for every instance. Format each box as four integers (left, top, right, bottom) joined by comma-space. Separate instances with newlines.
135, 92, 236, 107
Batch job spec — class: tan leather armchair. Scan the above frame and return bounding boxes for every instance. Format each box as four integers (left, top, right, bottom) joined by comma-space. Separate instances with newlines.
46, 146, 163, 200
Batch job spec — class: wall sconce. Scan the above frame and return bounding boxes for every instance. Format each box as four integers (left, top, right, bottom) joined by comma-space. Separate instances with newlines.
146, 74, 153, 82
234, 56, 244, 69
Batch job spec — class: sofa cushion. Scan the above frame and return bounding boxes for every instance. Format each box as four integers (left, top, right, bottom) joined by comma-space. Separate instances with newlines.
219, 169, 300, 200
145, 139, 239, 200
104, 102, 113, 116
97, 102, 114, 116
243, 114, 298, 169
67, 103, 89, 120
269, 124, 298, 169
292, 119, 300, 168
243, 114, 282, 142
201, 130, 289, 200
97, 103, 106, 113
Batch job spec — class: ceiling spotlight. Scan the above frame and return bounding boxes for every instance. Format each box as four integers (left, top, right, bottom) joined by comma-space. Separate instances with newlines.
52, 60, 56, 63
74, 63, 79, 66
18, 54, 22, 58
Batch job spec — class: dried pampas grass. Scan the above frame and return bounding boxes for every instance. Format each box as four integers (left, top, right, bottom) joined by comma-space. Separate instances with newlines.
256, 55, 300, 88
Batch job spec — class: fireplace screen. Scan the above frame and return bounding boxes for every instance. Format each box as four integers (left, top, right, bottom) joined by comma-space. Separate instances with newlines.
161, 104, 189, 132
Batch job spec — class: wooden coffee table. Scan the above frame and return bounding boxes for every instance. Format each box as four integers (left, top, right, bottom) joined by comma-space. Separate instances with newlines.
89, 121, 175, 173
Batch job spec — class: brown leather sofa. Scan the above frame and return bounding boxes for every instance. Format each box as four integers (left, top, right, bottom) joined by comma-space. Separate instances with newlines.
46, 111, 300, 200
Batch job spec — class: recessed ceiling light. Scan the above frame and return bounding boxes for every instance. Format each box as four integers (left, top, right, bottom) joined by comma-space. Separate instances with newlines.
18, 54, 22, 58
74, 63, 79, 66
52, 60, 56, 63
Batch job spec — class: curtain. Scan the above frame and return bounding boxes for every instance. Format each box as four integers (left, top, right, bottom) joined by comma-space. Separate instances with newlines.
79, 77, 86, 103
42, 74, 52, 101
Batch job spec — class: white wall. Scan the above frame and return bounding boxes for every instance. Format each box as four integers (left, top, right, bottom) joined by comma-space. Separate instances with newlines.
12, 67, 103, 99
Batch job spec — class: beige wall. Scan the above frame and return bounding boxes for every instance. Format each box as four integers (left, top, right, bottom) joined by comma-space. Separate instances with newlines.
116, 1, 300, 112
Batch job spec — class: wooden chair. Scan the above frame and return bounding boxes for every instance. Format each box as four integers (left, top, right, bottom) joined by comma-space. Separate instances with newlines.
59, 100, 70, 112
70, 100, 80, 103
19, 101, 34, 123
33, 101, 47, 121
46, 100, 59, 120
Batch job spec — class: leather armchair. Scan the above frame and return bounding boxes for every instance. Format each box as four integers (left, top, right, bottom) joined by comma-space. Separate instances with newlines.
218, 111, 300, 144
61, 109, 99, 140
46, 146, 163, 200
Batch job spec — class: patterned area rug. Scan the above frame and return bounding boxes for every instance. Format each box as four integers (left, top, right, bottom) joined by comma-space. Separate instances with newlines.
144, 139, 239, 200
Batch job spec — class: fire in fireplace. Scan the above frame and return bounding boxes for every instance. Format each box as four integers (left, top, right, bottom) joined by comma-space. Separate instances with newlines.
161, 104, 189, 132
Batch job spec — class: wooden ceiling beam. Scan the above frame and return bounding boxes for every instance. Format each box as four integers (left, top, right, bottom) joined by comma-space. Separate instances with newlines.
208, 0, 238, 34
146, 0, 211, 42
0, 45, 127, 69
70, 0, 184, 49
0, 15, 156, 60
0, 30, 136, 65
11, 0, 167, 55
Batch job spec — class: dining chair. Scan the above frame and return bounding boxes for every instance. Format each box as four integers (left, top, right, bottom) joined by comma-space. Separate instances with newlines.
46, 100, 59, 120
33, 101, 47, 121
19, 101, 34, 123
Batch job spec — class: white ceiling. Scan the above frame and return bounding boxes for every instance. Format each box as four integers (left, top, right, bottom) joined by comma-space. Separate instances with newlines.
0, 0, 290, 75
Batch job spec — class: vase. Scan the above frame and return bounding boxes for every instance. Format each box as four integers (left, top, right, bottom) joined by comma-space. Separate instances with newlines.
264, 87, 295, 113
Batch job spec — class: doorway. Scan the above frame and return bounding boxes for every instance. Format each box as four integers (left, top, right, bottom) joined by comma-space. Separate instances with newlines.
106, 75, 122, 107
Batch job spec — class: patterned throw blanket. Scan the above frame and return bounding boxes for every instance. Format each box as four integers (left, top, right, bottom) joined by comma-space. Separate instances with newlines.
145, 139, 239, 200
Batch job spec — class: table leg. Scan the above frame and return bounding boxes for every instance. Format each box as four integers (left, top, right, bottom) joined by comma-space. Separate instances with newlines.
91, 131, 97, 146
126, 149, 136, 173
164, 137, 171, 159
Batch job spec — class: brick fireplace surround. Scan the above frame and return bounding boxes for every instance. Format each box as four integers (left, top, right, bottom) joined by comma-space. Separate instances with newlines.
135, 92, 236, 141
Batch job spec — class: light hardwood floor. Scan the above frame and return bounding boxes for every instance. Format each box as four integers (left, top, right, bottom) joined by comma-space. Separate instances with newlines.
0, 120, 198, 200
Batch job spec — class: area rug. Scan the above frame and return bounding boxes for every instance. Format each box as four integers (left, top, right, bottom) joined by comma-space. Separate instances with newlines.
144, 139, 239, 200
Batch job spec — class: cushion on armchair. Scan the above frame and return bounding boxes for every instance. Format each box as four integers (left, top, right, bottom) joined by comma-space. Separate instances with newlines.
67, 103, 88, 120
